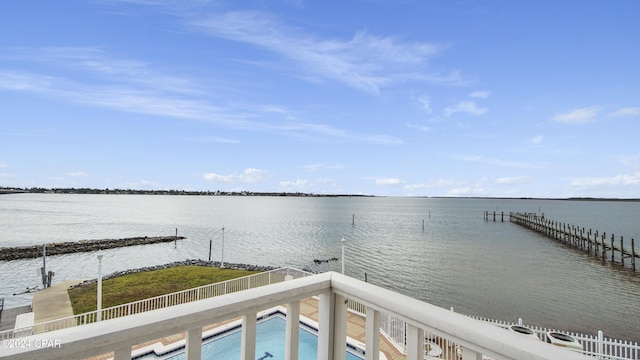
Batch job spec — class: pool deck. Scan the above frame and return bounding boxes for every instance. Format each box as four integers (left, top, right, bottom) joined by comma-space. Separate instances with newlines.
85, 297, 407, 360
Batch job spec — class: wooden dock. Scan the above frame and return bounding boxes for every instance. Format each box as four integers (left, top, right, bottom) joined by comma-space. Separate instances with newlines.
506, 212, 639, 272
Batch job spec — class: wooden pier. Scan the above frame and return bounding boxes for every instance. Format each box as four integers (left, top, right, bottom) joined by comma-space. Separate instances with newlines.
507, 212, 638, 272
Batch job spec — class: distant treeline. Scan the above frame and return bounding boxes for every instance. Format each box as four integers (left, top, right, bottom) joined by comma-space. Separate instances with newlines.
0, 186, 370, 197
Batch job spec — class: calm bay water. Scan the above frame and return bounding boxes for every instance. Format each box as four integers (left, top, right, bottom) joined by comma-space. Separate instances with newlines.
1, 194, 639, 341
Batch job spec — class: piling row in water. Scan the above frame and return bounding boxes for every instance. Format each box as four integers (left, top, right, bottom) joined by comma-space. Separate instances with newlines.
508, 212, 638, 272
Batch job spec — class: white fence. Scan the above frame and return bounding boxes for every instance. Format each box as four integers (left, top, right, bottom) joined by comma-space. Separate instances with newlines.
472, 316, 640, 360
348, 297, 640, 360
1, 267, 310, 339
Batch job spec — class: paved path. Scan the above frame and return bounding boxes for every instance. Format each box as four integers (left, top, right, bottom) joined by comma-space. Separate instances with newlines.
32, 280, 84, 323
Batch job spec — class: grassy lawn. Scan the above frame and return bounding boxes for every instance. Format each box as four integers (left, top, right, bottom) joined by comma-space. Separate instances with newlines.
68, 266, 258, 314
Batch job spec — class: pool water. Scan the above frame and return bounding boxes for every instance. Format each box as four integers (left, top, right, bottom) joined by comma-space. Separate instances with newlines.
159, 316, 363, 360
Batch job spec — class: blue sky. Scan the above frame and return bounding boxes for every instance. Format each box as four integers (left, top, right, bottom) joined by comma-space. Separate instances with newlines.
1, 1, 639, 197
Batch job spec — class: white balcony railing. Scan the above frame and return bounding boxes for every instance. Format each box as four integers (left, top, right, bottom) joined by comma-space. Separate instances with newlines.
1, 272, 592, 360
0, 267, 310, 337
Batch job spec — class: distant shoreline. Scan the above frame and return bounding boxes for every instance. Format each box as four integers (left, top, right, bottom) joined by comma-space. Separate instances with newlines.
1, 187, 638, 201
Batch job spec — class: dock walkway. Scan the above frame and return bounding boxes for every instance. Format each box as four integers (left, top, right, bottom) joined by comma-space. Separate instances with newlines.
508, 211, 639, 272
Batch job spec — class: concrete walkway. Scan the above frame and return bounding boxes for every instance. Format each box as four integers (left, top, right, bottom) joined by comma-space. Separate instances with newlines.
32, 279, 83, 323
0, 306, 32, 331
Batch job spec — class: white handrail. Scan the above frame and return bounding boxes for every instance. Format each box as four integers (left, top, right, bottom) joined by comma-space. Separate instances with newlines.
1, 267, 311, 338
2, 272, 591, 360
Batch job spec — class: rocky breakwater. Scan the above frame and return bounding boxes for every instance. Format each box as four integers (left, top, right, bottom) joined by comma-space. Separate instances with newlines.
0, 236, 186, 261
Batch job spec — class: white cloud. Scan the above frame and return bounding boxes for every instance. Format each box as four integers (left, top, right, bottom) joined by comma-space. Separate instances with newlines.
301, 163, 343, 172
495, 176, 531, 185
0, 163, 7, 168
279, 179, 309, 188
609, 107, 640, 117
0, 48, 401, 145
552, 107, 599, 124
191, 11, 447, 94
197, 136, 240, 144
444, 101, 487, 117
375, 178, 402, 185
452, 155, 547, 169
67, 171, 89, 177
531, 135, 544, 144
470, 91, 491, 99
406, 123, 430, 132
203, 168, 270, 183
418, 96, 432, 114
404, 179, 466, 191
570, 172, 640, 188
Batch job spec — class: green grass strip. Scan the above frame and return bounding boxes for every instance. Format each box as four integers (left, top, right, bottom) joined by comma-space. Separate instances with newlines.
68, 266, 257, 314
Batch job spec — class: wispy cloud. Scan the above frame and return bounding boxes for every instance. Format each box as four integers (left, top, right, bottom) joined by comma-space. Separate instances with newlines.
531, 135, 544, 144
609, 107, 640, 117
0, 47, 400, 144
570, 172, 640, 189
453, 155, 547, 169
552, 106, 599, 124
375, 178, 403, 185
495, 175, 531, 185
203, 168, 270, 183
195, 136, 241, 144
191, 11, 448, 94
404, 179, 466, 191
444, 100, 487, 117
470, 90, 490, 99
67, 171, 89, 177
301, 163, 343, 172
418, 95, 432, 114
279, 179, 309, 188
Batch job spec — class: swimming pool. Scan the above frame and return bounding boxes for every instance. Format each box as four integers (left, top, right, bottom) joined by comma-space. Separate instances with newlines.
136, 313, 364, 360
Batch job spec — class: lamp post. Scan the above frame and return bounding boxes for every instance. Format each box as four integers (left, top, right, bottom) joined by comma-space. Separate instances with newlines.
341, 237, 346, 275
221, 227, 225, 268
97, 254, 103, 321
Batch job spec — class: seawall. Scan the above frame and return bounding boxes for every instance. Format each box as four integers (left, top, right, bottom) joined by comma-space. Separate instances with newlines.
0, 236, 185, 261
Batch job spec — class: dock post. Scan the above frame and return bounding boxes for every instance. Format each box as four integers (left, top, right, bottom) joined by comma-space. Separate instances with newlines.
621, 236, 624, 267
493, 211, 496, 222
632, 239, 636, 271
602, 232, 607, 261
611, 234, 615, 263
501, 211, 504, 222
595, 230, 599, 256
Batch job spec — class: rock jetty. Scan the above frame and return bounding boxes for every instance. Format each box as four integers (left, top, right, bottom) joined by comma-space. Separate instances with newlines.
0, 236, 185, 261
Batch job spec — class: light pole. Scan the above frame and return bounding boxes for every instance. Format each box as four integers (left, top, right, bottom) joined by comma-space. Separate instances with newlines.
97, 254, 103, 321
341, 237, 346, 275
221, 226, 225, 268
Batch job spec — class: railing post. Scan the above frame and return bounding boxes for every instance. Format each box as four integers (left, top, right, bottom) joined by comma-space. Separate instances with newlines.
285, 301, 300, 360
365, 307, 381, 360
462, 347, 483, 360
241, 311, 257, 360
597, 330, 604, 360
185, 327, 202, 360
406, 324, 424, 360
317, 291, 335, 360
333, 294, 347, 360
